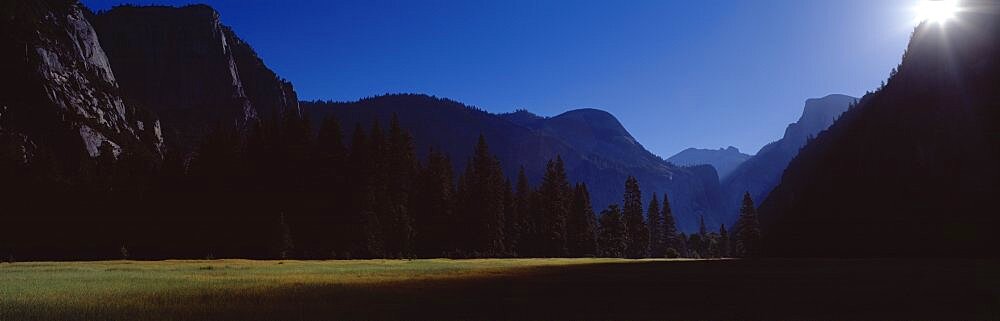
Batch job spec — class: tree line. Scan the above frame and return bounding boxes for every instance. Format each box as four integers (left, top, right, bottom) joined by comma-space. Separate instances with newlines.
0, 111, 761, 260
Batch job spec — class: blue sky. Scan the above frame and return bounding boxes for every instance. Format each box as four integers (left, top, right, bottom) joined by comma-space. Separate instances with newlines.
84, 0, 922, 157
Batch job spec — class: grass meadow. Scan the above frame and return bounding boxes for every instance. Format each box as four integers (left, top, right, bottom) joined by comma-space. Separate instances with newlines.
2, 258, 998, 320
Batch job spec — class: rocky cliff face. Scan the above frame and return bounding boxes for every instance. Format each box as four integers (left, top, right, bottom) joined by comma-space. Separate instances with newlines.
305, 95, 723, 232
0, 0, 161, 161
780, 94, 858, 155
667, 146, 751, 180
225, 28, 301, 122
719, 94, 855, 226
91, 5, 300, 151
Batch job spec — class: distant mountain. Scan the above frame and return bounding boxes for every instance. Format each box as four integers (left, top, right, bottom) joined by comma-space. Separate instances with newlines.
759, 2, 1000, 257
719, 94, 855, 225
304, 95, 723, 232
0, 0, 162, 160
667, 147, 751, 180
90, 4, 300, 151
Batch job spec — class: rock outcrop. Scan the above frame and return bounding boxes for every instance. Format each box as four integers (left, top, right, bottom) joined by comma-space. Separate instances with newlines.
0, 0, 161, 161
91, 5, 300, 151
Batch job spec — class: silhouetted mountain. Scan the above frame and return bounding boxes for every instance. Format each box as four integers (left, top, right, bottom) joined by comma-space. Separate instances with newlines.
90, 4, 300, 151
0, 0, 162, 160
667, 146, 751, 180
759, 2, 1000, 257
304, 95, 722, 232
719, 94, 855, 226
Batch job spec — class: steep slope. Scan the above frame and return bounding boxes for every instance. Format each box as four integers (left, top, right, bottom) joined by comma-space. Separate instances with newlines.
719, 94, 855, 225
90, 5, 300, 150
667, 146, 751, 180
759, 2, 1000, 257
304, 95, 722, 232
0, 0, 161, 160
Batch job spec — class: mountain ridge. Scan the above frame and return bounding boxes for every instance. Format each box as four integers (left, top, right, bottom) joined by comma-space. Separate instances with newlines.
718, 94, 856, 226
667, 146, 751, 180
304, 94, 723, 232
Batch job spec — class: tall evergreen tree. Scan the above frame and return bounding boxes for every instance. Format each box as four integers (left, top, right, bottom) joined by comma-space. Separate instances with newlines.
597, 204, 626, 258
735, 192, 761, 258
622, 176, 648, 258
307, 116, 352, 257
661, 193, 681, 257
538, 156, 571, 257
646, 193, 663, 258
413, 148, 455, 257
366, 120, 392, 258
383, 114, 417, 258
279, 109, 313, 192
719, 224, 731, 258
507, 166, 532, 256
188, 124, 245, 255
345, 123, 381, 258
567, 183, 598, 257
456, 135, 506, 256
502, 178, 516, 256
314, 116, 346, 187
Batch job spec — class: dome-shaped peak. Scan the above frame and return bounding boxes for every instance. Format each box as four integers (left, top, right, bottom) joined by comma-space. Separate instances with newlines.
555, 108, 616, 120
544, 108, 636, 149
550, 108, 626, 133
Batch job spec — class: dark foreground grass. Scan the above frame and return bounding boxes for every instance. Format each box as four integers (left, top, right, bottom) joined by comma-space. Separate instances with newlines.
1, 258, 999, 320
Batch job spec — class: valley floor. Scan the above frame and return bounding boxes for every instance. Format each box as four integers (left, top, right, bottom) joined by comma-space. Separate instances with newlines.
1, 258, 998, 320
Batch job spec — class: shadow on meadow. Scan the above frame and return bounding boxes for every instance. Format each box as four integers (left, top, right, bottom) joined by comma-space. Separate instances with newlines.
4, 259, 1000, 320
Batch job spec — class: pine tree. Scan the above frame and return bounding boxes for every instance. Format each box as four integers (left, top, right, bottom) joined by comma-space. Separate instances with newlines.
719, 224, 730, 258
661, 193, 681, 258
188, 124, 244, 254
694, 215, 709, 255
315, 116, 346, 185
567, 183, 598, 257
312, 116, 347, 256
456, 135, 506, 256
384, 114, 416, 258
413, 148, 455, 257
538, 156, 571, 257
622, 176, 648, 258
688, 233, 703, 259
597, 204, 626, 258
646, 193, 663, 258
735, 192, 762, 258
346, 123, 381, 258
280, 109, 313, 192
507, 166, 532, 256
502, 178, 515, 257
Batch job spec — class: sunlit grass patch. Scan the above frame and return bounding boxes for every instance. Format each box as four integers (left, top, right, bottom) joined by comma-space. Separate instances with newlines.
0, 258, 660, 320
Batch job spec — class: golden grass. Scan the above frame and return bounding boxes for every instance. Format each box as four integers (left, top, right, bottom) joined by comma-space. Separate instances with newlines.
0, 258, 671, 320
1, 258, 995, 320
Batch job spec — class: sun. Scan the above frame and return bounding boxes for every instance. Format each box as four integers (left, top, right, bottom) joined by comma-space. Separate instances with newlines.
915, 0, 960, 24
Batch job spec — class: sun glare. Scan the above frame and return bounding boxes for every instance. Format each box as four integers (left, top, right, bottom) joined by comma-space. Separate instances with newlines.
915, 0, 960, 24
